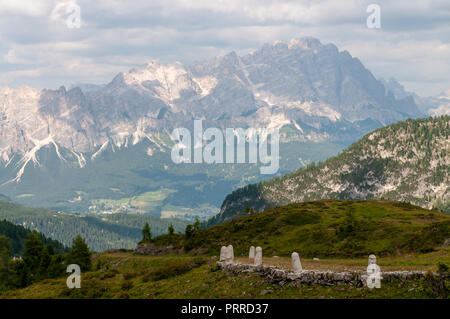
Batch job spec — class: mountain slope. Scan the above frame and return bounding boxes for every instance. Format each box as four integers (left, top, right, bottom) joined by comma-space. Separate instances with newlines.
0, 219, 66, 256
0, 37, 422, 214
212, 116, 449, 224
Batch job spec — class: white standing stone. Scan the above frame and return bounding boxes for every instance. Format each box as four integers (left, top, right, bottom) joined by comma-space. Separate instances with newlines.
254, 246, 262, 266
227, 245, 234, 264
366, 254, 382, 289
220, 246, 227, 261
291, 252, 302, 273
249, 246, 255, 259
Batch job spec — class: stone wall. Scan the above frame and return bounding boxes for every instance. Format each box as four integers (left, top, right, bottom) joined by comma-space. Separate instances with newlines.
218, 262, 429, 287
134, 243, 184, 255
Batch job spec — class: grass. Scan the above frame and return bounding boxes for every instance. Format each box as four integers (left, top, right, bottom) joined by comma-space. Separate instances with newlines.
91, 188, 177, 212
131, 188, 177, 211
156, 200, 450, 258
1, 251, 447, 299
235, 246, 450, 272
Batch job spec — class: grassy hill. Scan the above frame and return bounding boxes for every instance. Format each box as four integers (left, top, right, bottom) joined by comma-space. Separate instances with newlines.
155, 200, 450, 258
212, 116, 449, 224
0, 198, 189, 251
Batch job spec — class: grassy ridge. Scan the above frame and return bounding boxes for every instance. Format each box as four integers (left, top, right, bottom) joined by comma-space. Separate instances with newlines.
155, 200, 450, 258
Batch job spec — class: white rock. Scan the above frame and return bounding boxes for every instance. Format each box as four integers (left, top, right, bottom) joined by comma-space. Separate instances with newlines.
254, 247, 262, 266
291, 252, 302, 273
227, 245, 234, 264
366, 254, 382, 289
249, 246, 255, 259
220, 246, 227, 261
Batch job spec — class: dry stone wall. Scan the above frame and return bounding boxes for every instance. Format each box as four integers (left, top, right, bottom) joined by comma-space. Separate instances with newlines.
217, 262, 429, 287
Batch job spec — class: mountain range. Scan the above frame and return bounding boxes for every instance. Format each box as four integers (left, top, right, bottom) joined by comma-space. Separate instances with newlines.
0, 37, 439, 217
380, 78, 450, 117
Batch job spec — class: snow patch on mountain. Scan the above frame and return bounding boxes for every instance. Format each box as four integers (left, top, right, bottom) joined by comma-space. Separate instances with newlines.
6, 135, 59, 183
192, 75, 218, 96
91, 141, 109, 160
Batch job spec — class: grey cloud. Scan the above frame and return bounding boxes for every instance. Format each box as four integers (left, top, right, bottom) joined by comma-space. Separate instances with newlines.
0, 0, 448, 96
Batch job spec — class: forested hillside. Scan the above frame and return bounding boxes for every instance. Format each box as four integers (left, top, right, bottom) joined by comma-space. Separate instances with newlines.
0, 199, 189, 251
0, 220, 66, 256
213, 116, 449, 224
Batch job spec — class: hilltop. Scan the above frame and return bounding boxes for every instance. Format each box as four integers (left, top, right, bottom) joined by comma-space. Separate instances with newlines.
154, 200, 450, 258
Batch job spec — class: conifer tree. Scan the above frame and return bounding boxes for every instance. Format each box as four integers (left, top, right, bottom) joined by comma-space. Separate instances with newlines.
141, 223, 152, 243
23, 232, 44, 283
193, 218, 201, 231
67, 235, 92, 271
185, 224, 194, 239
168, 224, 174, 236
0, 235, 12, 290
38, 247, 51, 278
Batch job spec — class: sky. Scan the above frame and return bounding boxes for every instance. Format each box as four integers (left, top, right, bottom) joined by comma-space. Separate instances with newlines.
0, 0, 449, 96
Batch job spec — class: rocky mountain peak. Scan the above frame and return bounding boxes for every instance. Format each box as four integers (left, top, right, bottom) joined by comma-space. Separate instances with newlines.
288, 37, 323, 50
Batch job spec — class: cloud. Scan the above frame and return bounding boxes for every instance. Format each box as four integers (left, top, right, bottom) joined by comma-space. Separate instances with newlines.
0, 0, 53, 17
0, 0, 448, 96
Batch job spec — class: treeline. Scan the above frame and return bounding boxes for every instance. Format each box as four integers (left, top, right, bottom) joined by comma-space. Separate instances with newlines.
0, 219, 67, 256
149, 219, 203, 250
0, 233, 91, 292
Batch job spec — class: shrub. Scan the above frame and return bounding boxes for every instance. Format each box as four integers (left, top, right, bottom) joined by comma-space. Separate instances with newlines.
100, 269, 119, 280
438, 263, 449, 273
210, 264, 221, 272
117, 292, 130, 299
281, 211, 320, 226
123, 272, 137, 280
121, 280, 133, 291
421, 268, 449, 298
141, 258, 206, 282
